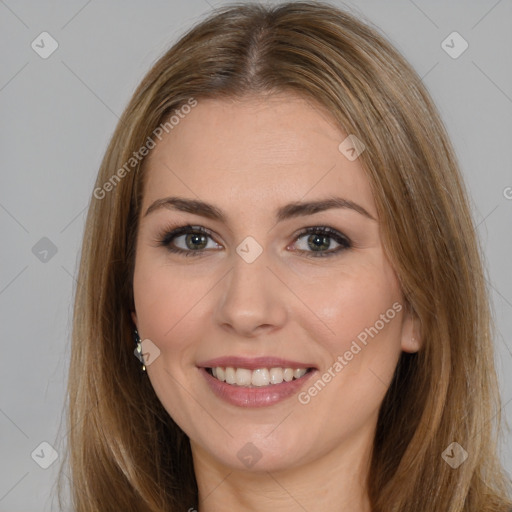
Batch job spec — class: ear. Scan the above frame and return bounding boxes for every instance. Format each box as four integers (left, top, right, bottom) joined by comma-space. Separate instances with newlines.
400, 303, 422, 353
131, 310, 138, 329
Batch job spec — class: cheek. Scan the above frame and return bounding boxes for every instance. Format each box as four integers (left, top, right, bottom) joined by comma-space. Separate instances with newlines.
132, 255, 206, 354
290, 263, 404, 447
301, 256, 404, 356
132, 257, 211, 433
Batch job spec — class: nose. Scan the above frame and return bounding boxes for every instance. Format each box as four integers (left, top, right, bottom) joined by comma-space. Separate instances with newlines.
213, 247, 288, 338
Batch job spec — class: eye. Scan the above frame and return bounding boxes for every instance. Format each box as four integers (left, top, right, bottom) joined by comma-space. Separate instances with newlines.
291, 226, 351, 258
155, 224, 351, 258
156, 225, 221, 257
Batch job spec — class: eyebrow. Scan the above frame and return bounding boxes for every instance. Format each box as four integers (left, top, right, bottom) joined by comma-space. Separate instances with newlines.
144, 196, 376, 222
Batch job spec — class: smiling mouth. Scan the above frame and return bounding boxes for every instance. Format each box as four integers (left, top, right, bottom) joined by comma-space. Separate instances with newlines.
206, 366, 314, 387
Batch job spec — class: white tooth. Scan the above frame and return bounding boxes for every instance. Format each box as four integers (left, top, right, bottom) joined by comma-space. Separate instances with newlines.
225, 367, 236, 384
251, 368, 270, 387
216, 367, 225, 382
269, 367, 284, 384
283, 368, 294, 382
293, 368, 307, 379
212, 367, 217, 378
235, 368, 252, 386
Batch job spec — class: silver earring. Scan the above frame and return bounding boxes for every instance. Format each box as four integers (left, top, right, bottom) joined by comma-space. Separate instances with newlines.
133, 329, 146, 371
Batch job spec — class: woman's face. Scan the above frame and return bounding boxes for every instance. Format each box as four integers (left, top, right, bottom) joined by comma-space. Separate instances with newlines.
131, 93, 419, 474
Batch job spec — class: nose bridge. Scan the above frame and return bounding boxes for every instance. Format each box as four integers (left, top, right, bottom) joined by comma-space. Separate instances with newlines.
214, 240, 287, 335
231, 243, 270, 290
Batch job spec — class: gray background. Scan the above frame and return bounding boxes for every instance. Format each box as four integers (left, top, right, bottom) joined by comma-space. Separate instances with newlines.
0, 0, 511, 510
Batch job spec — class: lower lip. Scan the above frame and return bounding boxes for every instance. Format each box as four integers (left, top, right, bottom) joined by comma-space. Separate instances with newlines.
199, 367, 316, 408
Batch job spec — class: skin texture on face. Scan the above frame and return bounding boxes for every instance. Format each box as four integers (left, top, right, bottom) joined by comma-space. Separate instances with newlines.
131, 93, 420, 511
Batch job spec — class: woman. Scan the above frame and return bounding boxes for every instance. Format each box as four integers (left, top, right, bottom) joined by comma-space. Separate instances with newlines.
61, 1, 512, 511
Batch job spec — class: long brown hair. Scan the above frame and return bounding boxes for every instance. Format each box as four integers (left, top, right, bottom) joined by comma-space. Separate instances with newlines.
60, 2, 512, 510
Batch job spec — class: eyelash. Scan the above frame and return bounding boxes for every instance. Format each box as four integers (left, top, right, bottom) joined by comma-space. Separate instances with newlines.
155, 224, 352, 258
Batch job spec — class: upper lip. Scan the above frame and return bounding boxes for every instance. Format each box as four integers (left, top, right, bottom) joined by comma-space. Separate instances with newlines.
198, 356, 317, 370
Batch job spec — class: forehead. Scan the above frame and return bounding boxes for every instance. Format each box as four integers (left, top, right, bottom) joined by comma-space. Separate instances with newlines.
141, 93, 376, 219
